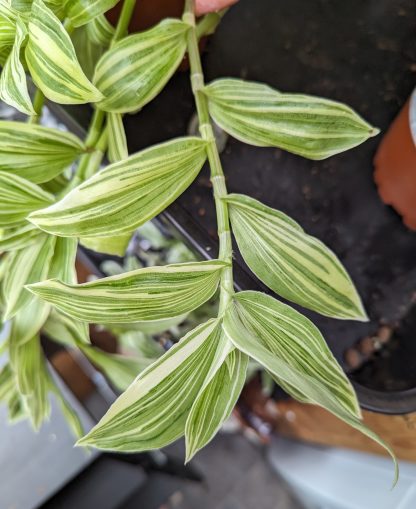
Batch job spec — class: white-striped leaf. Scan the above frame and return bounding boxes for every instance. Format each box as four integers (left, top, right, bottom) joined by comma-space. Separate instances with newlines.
65, 0, 120, 28
0, 1, 17, 46
77, 319, 224, 452
93, 19, 189, 113
225, 194, 367, 320
0, 171, 54, 226
107, 112, 128, 163
25, 0, 103, 104
48, 236, 78, 284
0, 18, 35, 115
223, 294, 398, 486
0, 223, 41, 251
27, 260, 227, 323
43, 308, 90, 346
0, 121, 86, 183
185, 348, 248, 461
29, 137, 207, 237
9, 334, 51, 429
204, 78, 378, 160
2, 233, 55, 319
86, 13, 114, 46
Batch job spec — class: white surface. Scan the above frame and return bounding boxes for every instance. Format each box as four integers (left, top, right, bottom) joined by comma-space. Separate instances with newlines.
268, 436, 416, 509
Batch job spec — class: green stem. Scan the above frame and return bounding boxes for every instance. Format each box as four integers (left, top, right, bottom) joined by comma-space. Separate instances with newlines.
183, 0, 233, 312
28, 88, 45, 124
196, 9, 228, 39
112, 0, 137, 45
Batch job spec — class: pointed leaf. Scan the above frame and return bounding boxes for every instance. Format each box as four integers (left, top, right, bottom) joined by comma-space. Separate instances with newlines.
204, 78, 378, 160
0, 171, 54, 226
28, 260, 226, 323
185, 348, 248, 461
29, 137, 207, 236
0, 121, 86, 183
107, 112, 128, 163
225, 194, 366, 320
25, 0, 103, 104
0, 223, 41, 251
93, 19, 189, 113
77, 319, 223, 451
65, 0, 120, 28
0, 18, 35, 115
223, 295, 398, 486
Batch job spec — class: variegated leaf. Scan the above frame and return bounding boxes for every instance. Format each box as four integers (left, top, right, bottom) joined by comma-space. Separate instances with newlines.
93, 19, 189, 113
29, 137, 207, 237
204, 78, 378, 160
2, 233, 55, 319
0, 121, 86, 183
107, 112, 128, 163
225, 194, 367, 320
28, 260, 227, 323
77, 319, 224, 451
9, 292, 50, 345
223, 294, 398, 486
185, 348, 248, 461
0, 1, 17, 46
65, 0, 120, 28
0, 171, 54, 226
0, 18, 35, 115
0, 223, 41, 251
25, 0, 103, 104
48, 236, 78, 284
86, 13, 114, 46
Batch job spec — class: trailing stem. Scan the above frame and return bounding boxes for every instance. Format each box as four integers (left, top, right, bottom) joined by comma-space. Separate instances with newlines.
183, 0, 234, 313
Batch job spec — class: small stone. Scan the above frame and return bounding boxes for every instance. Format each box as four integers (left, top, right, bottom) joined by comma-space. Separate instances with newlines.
358, 336, 375, 356
344, 348, 362, 369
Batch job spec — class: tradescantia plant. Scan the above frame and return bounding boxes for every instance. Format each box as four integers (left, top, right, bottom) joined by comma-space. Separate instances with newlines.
0, 0, 398, 483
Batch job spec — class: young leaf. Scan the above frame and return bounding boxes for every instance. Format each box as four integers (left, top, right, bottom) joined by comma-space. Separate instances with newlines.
86, 13, 114, 46
0, 121, 86, 183
0, 171, 54, 226
25, 0, 103, 104
77, 319, 224, 451
80, 232, 132, 257
29, 137, 207, 237
27, 260, 227, 323
225, 194, 367, 320
3, 233, 55, 319
107, 112, 128, 163
185, 348, 248, 461
226, 291, 361, 417
0, 223, 42, 251
223, 295, 398, 486
0, 18, 35, 115
64, 0, 120, 28
204, 78, 378, 160
93, 19, 189, 113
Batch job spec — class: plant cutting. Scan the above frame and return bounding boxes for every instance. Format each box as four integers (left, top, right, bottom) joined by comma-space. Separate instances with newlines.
0, 0, 399, 484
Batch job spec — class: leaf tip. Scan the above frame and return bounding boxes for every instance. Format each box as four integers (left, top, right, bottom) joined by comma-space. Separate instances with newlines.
369, 126, 380, 138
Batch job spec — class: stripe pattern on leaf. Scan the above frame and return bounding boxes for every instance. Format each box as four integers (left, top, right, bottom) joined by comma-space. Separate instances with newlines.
64, 0, 120, 28
225, 193, 367, 320
0, 18, 35, 115
77, 319, 224, 451
29, 137, 207, 236
27, 260, 227, 323
0, 121, 86, 183
25, 0, 103, 104
93, 19, 189, 113
204, 78, 378, 160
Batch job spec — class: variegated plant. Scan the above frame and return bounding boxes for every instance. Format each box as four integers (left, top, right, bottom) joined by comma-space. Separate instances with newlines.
0, 0, 398, 484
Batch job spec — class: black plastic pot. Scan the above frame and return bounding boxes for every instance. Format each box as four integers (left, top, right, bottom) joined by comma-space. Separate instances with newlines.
53, 0, 416, 414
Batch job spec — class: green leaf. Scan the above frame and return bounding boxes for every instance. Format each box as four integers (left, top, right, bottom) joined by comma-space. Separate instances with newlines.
0, 171, 54, 226
65, 0, 119, 28
223, 295, 398, 487
29, 137, 207, 236
48, 236, 78, 284
25, 0, 103, 104
77, 319, 224, 452
0, 18, 35, 115
9, 293, 51, 345
9, 335, 51, 429
0, 121, 86, 183
93, 19, 189, 113
185, 348, 248, 461
228, 291, 361, 416
0, 223, 42, 251
0, 1, 17, 46
3, 234, 55, 319
204, 78, 378, 160
27, 260, 227, 323
80, 232, 132, 256
43, 308, 90, 346
86, 13, 114, 46
107, 112, 128, 163
225, 194, 367, 321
